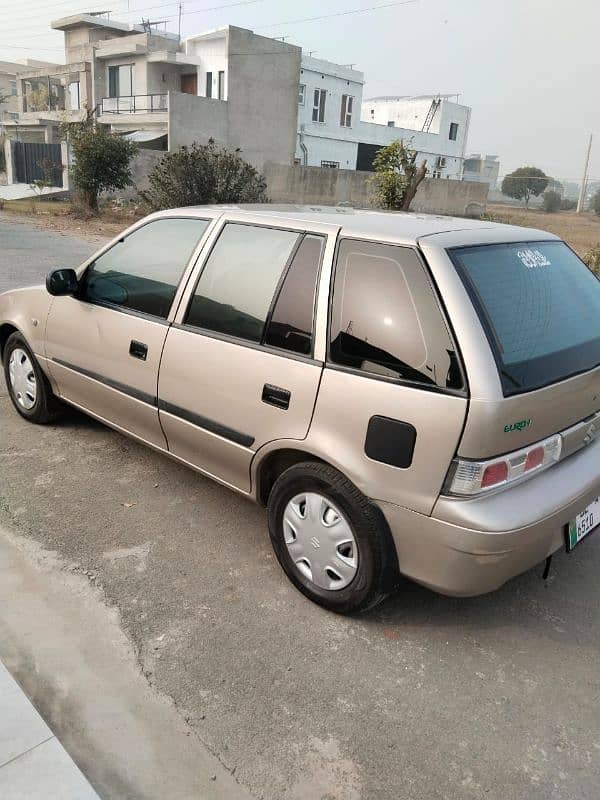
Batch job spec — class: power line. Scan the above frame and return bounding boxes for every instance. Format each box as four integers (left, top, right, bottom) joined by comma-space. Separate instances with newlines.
257, 0, 419, 30
0, 0, 419, 54
0, 0, 261, 32
0, 0, 117, 28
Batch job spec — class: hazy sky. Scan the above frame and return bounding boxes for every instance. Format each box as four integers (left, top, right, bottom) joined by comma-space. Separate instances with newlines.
0, 0, 597, 182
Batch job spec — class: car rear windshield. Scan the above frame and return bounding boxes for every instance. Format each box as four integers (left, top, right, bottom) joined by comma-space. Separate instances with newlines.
449, 240, 600, 395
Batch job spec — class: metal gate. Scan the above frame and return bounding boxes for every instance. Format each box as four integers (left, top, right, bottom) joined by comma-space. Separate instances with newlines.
11, 141, 63, 187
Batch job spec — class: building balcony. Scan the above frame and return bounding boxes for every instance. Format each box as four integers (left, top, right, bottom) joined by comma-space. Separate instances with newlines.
99, 94, 168, 115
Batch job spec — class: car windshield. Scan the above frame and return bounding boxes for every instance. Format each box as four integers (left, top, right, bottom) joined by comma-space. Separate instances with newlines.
449, 240, 600, 395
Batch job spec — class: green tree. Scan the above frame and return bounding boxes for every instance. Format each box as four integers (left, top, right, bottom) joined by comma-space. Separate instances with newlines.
61, 114, 137, 213
139, 139, 268, 210
542, 190, 561, 213
501, 166, 549, 207
592, 190, 600, 216
369, 139, 427, 211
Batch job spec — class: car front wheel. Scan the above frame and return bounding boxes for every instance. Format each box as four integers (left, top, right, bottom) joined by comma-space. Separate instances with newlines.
3, 332, 63, 424
268, 461, 399, 614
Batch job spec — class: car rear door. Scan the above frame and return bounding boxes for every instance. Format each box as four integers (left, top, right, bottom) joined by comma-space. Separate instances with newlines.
45, 214, 216, 448
308, 237, 469, 516
157, 213, 340, 493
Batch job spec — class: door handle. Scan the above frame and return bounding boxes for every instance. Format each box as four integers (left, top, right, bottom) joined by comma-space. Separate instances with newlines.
129, 340, 148, 361
262, 383, 291, 410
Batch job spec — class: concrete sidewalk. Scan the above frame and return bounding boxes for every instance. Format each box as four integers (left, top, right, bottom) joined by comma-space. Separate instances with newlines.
0, 184, 67, 201
0, 661, 100, 800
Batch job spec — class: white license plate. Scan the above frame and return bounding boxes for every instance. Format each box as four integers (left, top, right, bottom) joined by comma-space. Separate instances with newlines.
566, 497, 600, 551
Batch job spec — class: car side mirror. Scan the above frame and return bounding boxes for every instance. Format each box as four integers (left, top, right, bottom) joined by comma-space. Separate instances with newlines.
46, 268, 79, 296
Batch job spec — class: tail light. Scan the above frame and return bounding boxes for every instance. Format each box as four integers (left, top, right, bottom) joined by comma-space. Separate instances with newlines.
445, 434, 562, 497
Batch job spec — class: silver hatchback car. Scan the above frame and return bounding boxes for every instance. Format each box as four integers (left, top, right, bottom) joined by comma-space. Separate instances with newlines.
1, 207, 599, 613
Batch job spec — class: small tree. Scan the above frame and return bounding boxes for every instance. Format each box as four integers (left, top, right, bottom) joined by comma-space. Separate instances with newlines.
592, 190, 600, 216
139, 139, 268, 210
29, 157, 60, 212
542, 190, 561, 213
61, 114, 137, 213
501, 166, 549, 207
369, 139, 427, 211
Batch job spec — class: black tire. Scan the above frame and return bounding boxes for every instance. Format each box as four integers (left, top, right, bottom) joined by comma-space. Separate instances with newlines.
3, 332, 63, 424
268, 461, 399, 614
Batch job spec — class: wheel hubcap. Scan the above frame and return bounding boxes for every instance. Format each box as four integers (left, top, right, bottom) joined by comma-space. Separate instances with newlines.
283, 492, 358, 591
8, 348, 37, 410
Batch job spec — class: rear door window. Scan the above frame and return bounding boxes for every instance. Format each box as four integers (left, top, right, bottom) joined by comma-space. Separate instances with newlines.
329, 239, 463, 390
264, 234, 325, 356
81, 217, 209, 319
185, 223, 300, 343
449, 241, 600, 394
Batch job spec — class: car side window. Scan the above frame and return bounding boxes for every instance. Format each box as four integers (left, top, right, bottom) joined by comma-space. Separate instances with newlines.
329, 239, 462, 390
264, 234, 325, 356
185, 223, 301, 343
80, 217, 210, 320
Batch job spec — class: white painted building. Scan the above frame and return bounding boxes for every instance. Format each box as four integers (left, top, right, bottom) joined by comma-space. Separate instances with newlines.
297, 57, 365, 170
462, 153, 500, 189
296, 58, 471, 178
361, 95, 471, 178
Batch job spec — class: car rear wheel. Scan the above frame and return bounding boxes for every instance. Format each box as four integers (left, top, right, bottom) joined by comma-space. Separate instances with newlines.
267, 461, 399, 614
3, 332, 63, 424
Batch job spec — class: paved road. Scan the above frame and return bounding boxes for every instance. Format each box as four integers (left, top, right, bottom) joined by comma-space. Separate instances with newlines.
1, 216, 599, 800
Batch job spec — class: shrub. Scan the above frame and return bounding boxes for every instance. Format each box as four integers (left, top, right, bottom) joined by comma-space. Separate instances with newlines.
591, 191, 600, 216
583, 245, 600, 277
139, 139, 268, 210
560, 197, 577, 211
61, 114, 137, 213
542, 190, 561, 213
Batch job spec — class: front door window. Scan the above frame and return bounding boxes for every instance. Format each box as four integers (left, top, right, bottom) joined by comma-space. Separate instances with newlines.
80, 217, 209, 319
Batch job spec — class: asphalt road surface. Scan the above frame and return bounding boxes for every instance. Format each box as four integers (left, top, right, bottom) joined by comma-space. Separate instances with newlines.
1, 215, 599, 800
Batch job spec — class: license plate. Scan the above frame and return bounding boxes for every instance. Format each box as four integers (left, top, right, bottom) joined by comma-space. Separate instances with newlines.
566, 497, 600, 551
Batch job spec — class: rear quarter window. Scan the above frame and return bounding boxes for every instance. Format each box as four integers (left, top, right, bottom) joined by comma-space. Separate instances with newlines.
329, 239, 463, 391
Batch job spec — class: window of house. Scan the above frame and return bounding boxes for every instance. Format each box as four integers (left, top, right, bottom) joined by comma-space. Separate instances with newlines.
218, 70, 225, 100
298, 83, 306, 105
449, 122, 459, 141
264, 234, 325, 356
321, 161, 339, 169
340, 94, 353, 127
9, 80, 16, 96
108, 64, 133, 98
329, 239, 462, 390
185, 224, 301, 343
205, 71, 213, 98
312, 88, 326, 123
80, 218, 209, 320
387, 120, 395, 127
68, 81, 80, 111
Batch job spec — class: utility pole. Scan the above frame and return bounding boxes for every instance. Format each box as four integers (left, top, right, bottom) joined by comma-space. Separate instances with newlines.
577, 133, 593, 213
178, 3, 183, 42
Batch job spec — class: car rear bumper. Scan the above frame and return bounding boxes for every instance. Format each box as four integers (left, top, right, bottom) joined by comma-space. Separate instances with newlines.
377, 437, 600, 596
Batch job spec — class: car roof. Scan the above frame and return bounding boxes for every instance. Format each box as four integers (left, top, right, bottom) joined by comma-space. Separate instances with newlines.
161, 204, 560, 247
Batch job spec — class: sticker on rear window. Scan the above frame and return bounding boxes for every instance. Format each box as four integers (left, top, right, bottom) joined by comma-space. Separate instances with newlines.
517, 248, 551, 269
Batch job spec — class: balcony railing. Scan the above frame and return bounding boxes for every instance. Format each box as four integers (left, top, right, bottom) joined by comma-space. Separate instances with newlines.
100, 94, 168, 114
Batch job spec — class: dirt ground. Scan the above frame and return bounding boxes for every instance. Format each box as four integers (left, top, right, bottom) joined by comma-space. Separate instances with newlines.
0, 200, 142, 240
2, 198, 600, 266
487, 203, 600, 259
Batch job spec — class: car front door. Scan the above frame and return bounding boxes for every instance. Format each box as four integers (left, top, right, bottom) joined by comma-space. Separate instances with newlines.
157, 214, 340, 492
45, 215, 215, 448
